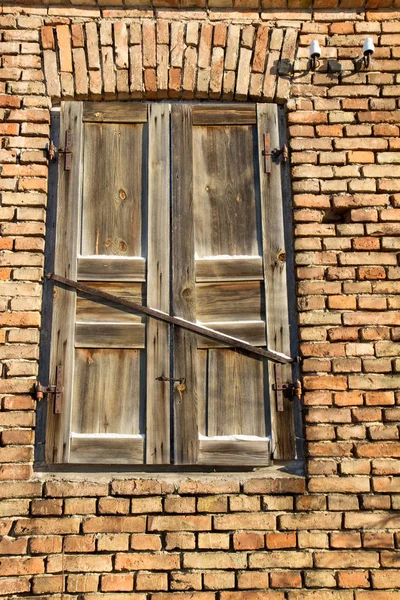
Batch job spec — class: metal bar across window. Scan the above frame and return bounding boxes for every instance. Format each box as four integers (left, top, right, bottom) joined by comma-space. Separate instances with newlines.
47, 273, 293, 365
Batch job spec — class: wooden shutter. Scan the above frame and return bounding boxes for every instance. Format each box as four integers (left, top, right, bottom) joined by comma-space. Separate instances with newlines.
171, 104, 294, 465
46, 102, 294, 466
257, 104, 295, 460
46, 102, 170, 464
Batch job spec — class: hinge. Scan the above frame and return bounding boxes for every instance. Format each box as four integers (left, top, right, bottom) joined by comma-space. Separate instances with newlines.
47, 130, 72, 171
272, 363, 302, 412
35, 365, 63, 414
262, 134, 288, 173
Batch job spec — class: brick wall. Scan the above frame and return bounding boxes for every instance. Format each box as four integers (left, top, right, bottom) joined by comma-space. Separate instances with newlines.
1, 3, 400, 599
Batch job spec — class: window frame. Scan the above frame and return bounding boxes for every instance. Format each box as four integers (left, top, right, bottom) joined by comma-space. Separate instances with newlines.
35, 101, 302, 471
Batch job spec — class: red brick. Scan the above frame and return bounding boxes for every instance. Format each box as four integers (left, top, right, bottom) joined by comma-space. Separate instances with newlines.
266, 532, 297, 549
270, 571, 302, 588
338, 571, 370, 588
47, 554, 113, 573
0, 556, 44, 576
233, 532, 265, 550
0, 577, 31, 596
115, 552, 180, 571
101, 573, 133, 592
136, 572, 168, 591
83, 516, 145, 533
14, 518, 80, 536
148, 515, 211, 531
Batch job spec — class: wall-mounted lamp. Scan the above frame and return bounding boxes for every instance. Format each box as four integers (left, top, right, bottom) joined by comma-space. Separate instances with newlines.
309, 37, 375, 71
309, 40, 321, 71
362, 37, 375, 67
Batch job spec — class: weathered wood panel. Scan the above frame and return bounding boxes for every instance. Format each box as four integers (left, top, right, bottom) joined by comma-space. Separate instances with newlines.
83, 102, 147, 123
46, 102, 84, 463
76, 282, 143, 323
197, 350, 207, 437
192, 104, 256, 126
77, 257, 146, 281
197, 321, 266, 348
257, 103, 295, 460
146, 103, 171, 464
193, 124, 261, 258
207, 349, 266, 437
198, 438, 270, 466
70, 435, 144, 464
81, 122, 143, 257
196, 257, 263, 282
196, 281, 264, 323
72, 348, 142, 436
75, 323, 145, 348
171, 105, 199, 465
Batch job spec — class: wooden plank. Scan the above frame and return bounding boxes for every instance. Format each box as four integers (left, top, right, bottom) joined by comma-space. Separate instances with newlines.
198, 438, 270, 466
197, 350, 207, 436
207, 349, 266, 437
257, 103, 295, 460
193, 124, 260, 258
46, 102, 83, 463
75, 323, 145, 348
36, 108, 60, 464
171, 104, 199, 465
70, 435, 144, 464
83, 102, 147, 123
81, 122, 143, 257
77, 257, 146, 281
146, 103, 171, 464
77, 282, 143, 324
196, 281, 264, 323
72, 348, 142, 436
279, 104, 303, 462
197, 321, 266, 348
196, 257, 263, 282
192, 104, 256, 126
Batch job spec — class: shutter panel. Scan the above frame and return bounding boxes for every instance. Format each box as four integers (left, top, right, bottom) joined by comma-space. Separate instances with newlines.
47, 102, 171, 464
171, 105, 199, 465
146, 104, 171, 464
172, 104, 277, 466
257, 104, 295, 460
71, 103, 147, 464
46, 102, 83, 463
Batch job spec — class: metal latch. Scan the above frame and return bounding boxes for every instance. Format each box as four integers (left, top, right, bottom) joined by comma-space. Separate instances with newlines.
156, 375, 186, 384
35, 366, 63, 414
263, 134, 288, 173
272, 363, 302, 412
48, 130, 72, 171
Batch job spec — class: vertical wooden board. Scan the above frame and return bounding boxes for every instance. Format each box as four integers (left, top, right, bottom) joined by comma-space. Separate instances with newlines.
81, 122, 143, 257
72, 348, 142, 436
36, 108, 60, 464
171, 104, 199, 465
257, 104, 295, 460
146, 103, 171, 464
193, 125, 261, 258
207, 350, 266, 437
46, 102, 83, 464
279, 104, 303, 462
197, 350, 207, 437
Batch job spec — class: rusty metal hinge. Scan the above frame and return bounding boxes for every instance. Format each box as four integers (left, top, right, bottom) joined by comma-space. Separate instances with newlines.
35, 365, 63, 414
47, 130, 72, 171
272, 363, 302, 412
262, 134, 288, 173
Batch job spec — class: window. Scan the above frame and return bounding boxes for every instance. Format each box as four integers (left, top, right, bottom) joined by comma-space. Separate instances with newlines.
38, 102, 298, 468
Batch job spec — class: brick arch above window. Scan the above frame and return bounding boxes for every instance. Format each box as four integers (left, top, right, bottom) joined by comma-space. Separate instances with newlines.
41, 21, 298, 103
